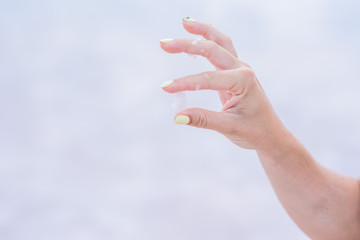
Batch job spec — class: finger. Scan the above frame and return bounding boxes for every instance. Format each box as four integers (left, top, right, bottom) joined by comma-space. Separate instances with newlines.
174, 107, 235, 135
182, 18, 238, 58
160, 38, 240, 70
161, 68, 254, 96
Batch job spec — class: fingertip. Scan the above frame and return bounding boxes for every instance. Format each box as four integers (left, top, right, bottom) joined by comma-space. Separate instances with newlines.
159, 38, 178, 52
162, 87, 179, 94
182, 19, 196, 28
161, 87, 171, 93
182, 17, 197, 23
160, 80, 173, 88
159, 41, 181, 53
160, 80, 180, 93
174, 114, 191, 125
182, 21, 208, 36
160, 38, 174, 44
161, 86, 175, 93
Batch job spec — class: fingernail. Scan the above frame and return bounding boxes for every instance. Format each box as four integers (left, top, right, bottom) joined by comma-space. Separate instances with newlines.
183, 17, 196, 23
174, 115, 190, 125
160, 38, 174, 44
160, 80, 173, 88
209, 21, 214, 26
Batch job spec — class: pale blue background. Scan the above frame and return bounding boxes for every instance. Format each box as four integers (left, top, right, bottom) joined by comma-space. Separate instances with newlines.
0, 0, 360, 239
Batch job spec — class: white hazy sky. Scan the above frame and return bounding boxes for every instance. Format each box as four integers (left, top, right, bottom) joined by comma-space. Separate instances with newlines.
0, 0, 360, 239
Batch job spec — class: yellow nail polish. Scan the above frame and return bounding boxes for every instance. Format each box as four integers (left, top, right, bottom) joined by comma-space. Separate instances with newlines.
183, 17, 196, 23
160, 80, 173, 88
160, 38, 174, 43
174, 115, 190, 125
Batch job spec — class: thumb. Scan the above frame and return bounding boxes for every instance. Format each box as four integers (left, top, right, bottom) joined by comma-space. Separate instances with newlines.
174, 107, 233, 134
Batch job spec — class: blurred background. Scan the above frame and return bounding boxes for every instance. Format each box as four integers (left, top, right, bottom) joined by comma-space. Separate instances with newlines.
1, 0, 360, 239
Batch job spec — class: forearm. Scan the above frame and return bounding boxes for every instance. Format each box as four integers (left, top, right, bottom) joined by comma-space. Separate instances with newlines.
257, 128, 360, 239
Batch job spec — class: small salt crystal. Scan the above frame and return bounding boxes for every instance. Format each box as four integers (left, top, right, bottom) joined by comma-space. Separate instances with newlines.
172, 92, 187, 112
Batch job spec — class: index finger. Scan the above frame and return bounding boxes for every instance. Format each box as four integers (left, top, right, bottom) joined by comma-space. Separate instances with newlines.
161, 68, 252, 96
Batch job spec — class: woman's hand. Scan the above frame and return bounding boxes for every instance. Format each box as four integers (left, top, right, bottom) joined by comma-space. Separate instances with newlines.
160, 17, 287, 152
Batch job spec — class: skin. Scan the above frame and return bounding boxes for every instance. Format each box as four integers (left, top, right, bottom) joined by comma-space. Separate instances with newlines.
160, 19, 360, 239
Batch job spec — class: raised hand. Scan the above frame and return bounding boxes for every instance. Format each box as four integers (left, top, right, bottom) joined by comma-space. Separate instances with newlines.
160, 17, 287, 151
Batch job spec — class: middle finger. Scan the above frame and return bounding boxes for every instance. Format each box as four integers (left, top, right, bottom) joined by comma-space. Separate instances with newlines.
160, 38, 241, 70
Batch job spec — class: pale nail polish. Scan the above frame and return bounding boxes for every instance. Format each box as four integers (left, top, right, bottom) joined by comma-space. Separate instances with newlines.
160, 80, 173, 88
174, 115, 190, 125
160, 38, 174, 43
183, 17, 196, 23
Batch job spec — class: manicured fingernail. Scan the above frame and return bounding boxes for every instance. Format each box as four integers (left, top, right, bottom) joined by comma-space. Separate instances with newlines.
160, 38, 174, 43
160, 80, 173, 88
183, 17, 196, 23
174, 115, 190, 125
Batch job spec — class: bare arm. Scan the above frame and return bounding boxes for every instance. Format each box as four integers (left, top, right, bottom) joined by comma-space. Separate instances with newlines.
160, 18, 360, 239
257, 127, 360, 239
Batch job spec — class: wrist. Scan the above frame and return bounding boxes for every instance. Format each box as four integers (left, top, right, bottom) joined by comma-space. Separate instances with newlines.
256, 124, 301, 163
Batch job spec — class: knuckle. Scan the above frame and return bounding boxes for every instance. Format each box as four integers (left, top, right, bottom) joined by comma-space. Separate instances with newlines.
230, 68, 256, 94
197, 112, 208, 128
223, 35, 233, 45
203, 40, 218, 58
207, 40, 218, 52
205, 26, 216, 39
239, 67, 256, 84
201, 71, 215, 80
201, 71, 217, 89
